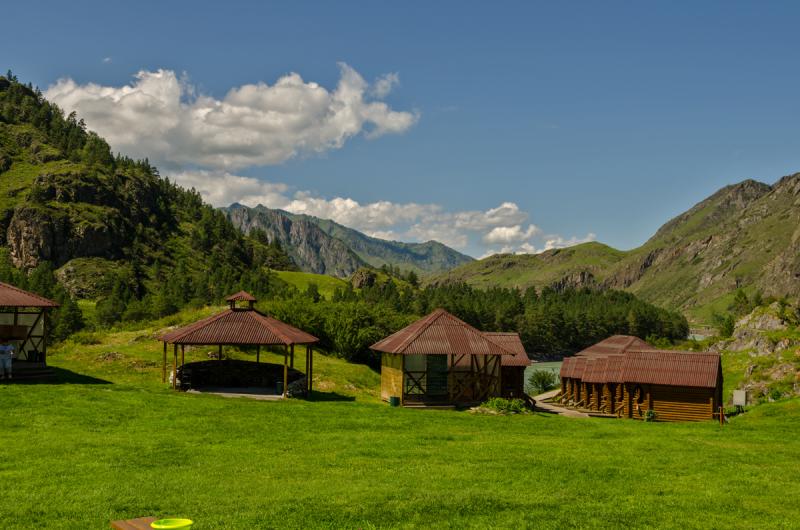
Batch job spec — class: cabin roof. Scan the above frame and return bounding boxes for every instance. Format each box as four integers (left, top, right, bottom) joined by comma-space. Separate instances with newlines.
575, 335, 651, 358
370, 308, 515, 356
561, 340, 721, 389
160, 305, 318, 346
0, 281, 59, 308
484, 332, 531, 367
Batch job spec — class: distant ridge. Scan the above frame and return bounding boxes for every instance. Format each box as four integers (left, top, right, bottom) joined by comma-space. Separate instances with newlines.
223, 204, 473, 277
432, 175, 800, 319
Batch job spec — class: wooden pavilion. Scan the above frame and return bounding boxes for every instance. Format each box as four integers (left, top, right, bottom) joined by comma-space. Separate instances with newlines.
0, 281, 59, 379
559, 335, 723, 421
371, 308, 516, 406
484, 332, 531, 398
159, 291, 319, 397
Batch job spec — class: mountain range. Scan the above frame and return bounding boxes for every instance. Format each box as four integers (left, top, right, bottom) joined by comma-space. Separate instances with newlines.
223, 203, 473, 277
432, 176, 800, 321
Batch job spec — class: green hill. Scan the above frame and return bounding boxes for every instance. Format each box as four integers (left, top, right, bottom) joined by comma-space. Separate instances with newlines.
0, 74, 293, 323
433, 177, 800, 323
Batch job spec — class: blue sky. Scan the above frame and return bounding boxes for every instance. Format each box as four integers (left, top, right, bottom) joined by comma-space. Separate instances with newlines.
6, 1, 800, 257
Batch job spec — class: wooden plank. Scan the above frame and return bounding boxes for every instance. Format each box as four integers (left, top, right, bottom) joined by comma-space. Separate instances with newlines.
110, 516, 157, 529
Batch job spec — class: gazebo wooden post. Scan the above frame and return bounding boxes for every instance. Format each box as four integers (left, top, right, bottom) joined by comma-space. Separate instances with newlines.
290, 344, 294, 369
308, 344, 313, 395
218, 344, 223, 362
162, 342, 167, 383
305, 344, 310, 395
181, 344, 185, 368
256, 345, 260, 364
42, 308, 49, 365
172, 344, 178, 390
283, 344, 289, 398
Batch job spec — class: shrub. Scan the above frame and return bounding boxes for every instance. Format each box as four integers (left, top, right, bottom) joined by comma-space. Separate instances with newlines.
527, 368, 559, 395
644, 409, 657, 422
70, 331, 101, 345
481, 397, 527, 414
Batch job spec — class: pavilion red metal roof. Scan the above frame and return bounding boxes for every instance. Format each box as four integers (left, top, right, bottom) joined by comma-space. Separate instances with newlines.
225, 291, 257, 302
370, 308, 515, 356
0, 281, 59, 308
484, 332, 531, 367
160, 308, 318, 346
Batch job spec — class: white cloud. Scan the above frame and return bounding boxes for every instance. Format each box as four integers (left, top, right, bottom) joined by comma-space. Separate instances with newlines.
102, 57, 112, 64
45, 64, 418, 171
370, 72, 399, 98
482, 224, 541, 244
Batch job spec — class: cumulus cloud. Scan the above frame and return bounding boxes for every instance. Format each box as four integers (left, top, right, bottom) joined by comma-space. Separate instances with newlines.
45, 64, 418, 171
482, 224, 541, 244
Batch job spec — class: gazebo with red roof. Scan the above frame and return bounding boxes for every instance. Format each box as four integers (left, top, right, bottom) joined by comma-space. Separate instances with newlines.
371, 308, 516, 406
159, 291, 319, 397
0, 281, 59, 375
484, 332, 531, 399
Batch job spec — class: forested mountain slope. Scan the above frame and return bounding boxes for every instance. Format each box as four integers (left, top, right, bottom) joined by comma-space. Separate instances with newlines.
0, 74, 293, 320
433, 176, 800, 320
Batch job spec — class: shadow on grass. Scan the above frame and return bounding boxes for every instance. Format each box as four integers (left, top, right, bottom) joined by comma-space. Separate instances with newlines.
307, 391, 355, 402
8, 366, 112, 385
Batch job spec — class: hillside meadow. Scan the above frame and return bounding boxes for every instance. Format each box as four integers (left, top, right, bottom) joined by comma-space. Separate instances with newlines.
1, 308, 798, 529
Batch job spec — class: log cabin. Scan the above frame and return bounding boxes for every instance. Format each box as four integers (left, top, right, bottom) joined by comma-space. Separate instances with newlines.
559, 335, 723, 421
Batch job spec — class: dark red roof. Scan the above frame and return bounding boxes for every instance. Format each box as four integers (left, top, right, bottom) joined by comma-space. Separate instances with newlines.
370, 308, 515, 356
561, 336, 721, 389
160, 308, 318, 345
484, 332, 531, 367
582, 357, 609, 383
621, 350, 721, 388
225, 291, 257, 302
0, 282, 59, 308
575, 335, 650, 358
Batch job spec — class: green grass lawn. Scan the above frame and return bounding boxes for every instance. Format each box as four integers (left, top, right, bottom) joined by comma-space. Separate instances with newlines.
1, 311, 799, 528
274, 270, 349, 300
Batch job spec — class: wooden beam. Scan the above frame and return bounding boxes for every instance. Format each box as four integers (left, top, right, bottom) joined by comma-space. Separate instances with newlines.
218, 344, 223, 362
256, 345, 260, 364
181, 344, 185, 368
307, 344, 313, 396
290, 343, 294, 369
162, 342, 167, 383
283, 345, 289, 398
173, 344, 178, 390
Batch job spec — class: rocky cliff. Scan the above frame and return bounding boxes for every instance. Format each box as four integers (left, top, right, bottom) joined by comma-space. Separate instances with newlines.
224, 204, 364, 277
224, 204, 474, 277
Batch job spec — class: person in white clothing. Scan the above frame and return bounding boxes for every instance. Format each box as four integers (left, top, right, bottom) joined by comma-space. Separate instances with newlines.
0, 339, 14, 380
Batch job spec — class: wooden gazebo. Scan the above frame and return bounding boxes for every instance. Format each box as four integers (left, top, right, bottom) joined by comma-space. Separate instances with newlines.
159, 291, 319, 397
371, 308, 516, 406
484, 332, 531, 398
0, 281, 59, 367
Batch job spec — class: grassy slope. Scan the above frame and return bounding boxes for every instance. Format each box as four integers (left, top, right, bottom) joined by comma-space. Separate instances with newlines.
0, 309, 798, 528
431, 242, 626, 290
274, 270, 349, 300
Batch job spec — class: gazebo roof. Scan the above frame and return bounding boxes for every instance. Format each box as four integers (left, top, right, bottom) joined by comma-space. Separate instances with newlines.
160, 307, 318, 346
370, 308, 515, 356
225, 291, 257, 302
0, 281, 59, 308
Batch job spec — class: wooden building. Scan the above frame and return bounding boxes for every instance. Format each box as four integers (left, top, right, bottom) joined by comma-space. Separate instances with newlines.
159, 291, 319, 397
371, 309, 516, 406
559, 335, 723, 421
484, 332, 531, 398
0, 282, 59, 380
